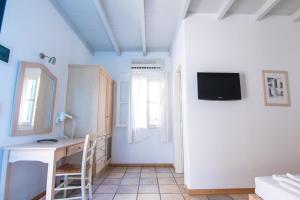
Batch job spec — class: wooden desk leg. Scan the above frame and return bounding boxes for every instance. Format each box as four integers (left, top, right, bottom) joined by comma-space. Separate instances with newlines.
45, 152, 56, 200
0, 150, 9, 200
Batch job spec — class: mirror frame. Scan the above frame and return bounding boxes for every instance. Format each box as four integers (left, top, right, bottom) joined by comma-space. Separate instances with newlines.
11, 61, 57, 136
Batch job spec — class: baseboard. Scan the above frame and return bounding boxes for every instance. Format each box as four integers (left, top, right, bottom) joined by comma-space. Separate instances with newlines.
187, 187, 255, 195
110, 163, 174, 168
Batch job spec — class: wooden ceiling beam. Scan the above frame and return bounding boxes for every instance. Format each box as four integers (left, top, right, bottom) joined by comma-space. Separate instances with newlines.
49, 0, 94, 54
291, 9, 300, 22
169, 0, 191, 53
93, 0, 121, 55
217, 0, 235, 20
140, 0, 147, 56
255, 0, 281, 21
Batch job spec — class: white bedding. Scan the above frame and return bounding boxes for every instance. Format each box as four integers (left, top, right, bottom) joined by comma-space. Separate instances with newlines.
255, 176, 300, 200
272, 174, 300, 192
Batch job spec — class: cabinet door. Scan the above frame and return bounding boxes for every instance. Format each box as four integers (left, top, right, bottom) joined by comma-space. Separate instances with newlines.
98, 70, 108, 137
106, 79, 114, 135
66, 67, 99, 137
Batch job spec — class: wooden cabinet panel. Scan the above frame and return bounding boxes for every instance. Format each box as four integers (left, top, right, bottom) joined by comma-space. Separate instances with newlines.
98, 70, 114, 136
105, 117, 111, 135
98, 69, 108, 137
106, 80, 114, 135
104, 79, 114, 135
106, 79, 113, 117
66, 65, 114, 178
65, 67, 100, 138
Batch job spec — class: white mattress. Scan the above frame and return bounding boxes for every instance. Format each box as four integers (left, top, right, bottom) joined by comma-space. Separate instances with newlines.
255, 176, 300, 200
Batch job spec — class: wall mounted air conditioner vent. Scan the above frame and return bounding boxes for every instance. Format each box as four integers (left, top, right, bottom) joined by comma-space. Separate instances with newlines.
131, 64, 163, 71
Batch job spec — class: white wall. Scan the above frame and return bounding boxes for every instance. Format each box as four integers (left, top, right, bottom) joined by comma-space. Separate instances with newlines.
0, 0, 92, 199
170, 22, 187, 173
92, 52, 174, 164
175, 14, 300, 189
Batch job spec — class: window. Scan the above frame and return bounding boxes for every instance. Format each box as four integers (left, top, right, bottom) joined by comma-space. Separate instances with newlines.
147, 79, 161, 128
18, 76, 40, 128
127, 69, 170, 143
131, 73, 162, 129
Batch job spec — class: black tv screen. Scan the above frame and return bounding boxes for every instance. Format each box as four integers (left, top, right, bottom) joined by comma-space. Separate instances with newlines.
197, 72, 241, 100
0, 0, 6, 32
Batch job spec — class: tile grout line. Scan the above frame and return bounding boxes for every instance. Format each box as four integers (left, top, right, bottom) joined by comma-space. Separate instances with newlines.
92, 167, 249, 200
171, 168, 185, 199
67, 167, 112, 199
94, 166, 187, 200
136, 167, 142, 200
155, 167, 163, 200
94, 168, 113, 198
111, 167, 126, 200
93, 167, 111, 194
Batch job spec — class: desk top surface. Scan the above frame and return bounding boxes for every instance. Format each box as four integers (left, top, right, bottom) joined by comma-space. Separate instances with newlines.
3, 138, 85, 151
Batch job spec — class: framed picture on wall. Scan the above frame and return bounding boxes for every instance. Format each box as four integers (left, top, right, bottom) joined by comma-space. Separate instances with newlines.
262, 70, 290, 106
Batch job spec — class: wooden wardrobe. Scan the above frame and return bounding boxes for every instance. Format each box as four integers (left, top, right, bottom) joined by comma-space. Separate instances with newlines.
65, 64, 114, 176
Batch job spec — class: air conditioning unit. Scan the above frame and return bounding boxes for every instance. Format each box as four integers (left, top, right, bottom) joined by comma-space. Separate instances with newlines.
131, 59, 164, 71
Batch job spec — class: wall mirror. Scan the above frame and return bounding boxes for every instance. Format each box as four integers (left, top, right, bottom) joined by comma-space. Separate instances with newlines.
11, 61, 57, 136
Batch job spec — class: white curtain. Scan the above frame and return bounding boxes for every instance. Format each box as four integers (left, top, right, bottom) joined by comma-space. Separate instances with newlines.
160, 72, 170, 143
127, 70, 170, 143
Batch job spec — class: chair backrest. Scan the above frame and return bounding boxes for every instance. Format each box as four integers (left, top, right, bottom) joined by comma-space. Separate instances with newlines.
81, 133, 97, 178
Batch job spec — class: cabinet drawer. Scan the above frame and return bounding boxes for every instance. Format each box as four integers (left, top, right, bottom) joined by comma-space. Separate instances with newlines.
96, 148, 106, 160
67, 143, 84, 156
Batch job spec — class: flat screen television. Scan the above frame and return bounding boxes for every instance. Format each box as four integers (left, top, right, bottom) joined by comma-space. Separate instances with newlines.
0, 0, 6, 32
197, 72, 241, 100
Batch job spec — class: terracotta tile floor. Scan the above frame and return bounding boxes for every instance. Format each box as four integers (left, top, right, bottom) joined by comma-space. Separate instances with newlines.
56, 166, 249, 200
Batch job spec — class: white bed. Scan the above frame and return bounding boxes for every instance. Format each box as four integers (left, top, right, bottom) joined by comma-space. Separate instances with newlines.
255, 176, 300, 200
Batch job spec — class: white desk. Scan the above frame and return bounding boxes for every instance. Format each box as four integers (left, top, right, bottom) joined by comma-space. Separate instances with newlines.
0, 138, 85, 200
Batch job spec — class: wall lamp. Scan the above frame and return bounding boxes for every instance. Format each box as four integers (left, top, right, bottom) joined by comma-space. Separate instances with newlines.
39, 53, 56, 65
